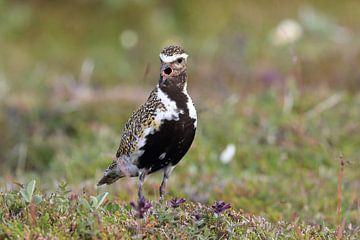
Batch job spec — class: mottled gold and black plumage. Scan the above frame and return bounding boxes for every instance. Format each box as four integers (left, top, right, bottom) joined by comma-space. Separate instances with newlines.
97, 45, 197, 201
160, 45, 186, 57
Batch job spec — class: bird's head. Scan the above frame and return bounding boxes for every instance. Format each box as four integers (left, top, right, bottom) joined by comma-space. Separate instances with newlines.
159, 45, 188, 86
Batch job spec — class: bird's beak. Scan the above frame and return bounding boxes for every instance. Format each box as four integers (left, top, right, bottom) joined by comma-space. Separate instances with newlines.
161, 63, 173, 80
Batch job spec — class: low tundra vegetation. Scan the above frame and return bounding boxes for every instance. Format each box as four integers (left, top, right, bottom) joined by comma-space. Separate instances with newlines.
0, 180, 358, 239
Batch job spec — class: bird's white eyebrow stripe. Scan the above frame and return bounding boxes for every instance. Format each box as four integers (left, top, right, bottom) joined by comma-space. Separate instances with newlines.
159, 53, 188, 63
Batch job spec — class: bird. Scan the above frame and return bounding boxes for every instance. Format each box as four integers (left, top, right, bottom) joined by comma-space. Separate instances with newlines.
97, 45, 197, 201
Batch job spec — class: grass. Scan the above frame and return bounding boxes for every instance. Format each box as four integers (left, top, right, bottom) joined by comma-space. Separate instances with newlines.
1, 0, 360, 238
1, 180, 359, 239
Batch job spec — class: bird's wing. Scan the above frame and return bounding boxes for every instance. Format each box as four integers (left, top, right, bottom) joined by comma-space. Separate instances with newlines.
115, 88, 165, 164
99, 90, 164, 182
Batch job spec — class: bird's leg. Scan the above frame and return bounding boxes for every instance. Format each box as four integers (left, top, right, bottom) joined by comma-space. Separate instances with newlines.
159, 166, 174, 202
138, 170, 148, 201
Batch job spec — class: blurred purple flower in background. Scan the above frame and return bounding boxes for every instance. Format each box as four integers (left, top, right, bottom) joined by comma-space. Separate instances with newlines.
258, 68, 282, 87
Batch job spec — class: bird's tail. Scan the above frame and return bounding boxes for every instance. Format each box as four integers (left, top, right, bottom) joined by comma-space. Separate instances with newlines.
97, 172, 122, 186
97, 176, 116, 186
97, 162, 124, 186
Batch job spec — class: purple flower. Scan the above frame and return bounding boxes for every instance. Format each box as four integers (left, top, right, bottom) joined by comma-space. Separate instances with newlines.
193, 213, 202, 221
212, 201, 231, 214
130, 197, 152, 218
169, 197, 186, 208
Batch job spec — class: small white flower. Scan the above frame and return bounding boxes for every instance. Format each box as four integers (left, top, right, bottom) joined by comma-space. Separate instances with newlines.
220, 144, 236, 164
270, 19, 303, 46
119, 30, 138, 49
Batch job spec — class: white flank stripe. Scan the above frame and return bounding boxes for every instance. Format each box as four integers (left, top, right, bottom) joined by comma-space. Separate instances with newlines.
183, 83, 197, 127
160, 53, 188, 63
137, 128, 154, 150
156, 87, 180, 121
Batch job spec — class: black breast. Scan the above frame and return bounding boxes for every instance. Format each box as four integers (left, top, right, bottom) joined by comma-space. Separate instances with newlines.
137, 115, 196, 173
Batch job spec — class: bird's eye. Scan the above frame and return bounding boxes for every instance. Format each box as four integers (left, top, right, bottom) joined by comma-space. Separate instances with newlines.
177, 58, 183, 64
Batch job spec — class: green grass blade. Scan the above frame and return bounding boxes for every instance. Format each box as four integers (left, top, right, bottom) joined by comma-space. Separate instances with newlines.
95, 192, 108, 209
26, 180, 36, 202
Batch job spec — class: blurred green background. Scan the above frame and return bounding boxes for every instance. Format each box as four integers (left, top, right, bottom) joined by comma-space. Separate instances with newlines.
1, 0, 359, 226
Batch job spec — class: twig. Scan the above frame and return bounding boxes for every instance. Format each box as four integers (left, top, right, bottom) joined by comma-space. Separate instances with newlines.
305, 94, 342, 119
337, 154, 344, 225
